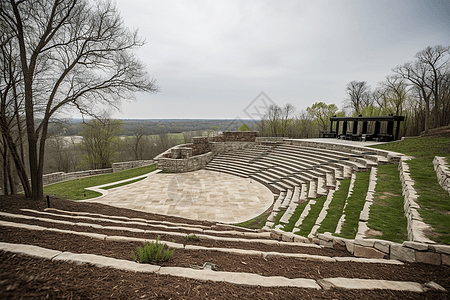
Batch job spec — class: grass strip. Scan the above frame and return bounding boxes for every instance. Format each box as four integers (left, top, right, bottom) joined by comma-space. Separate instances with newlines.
44, 164, 157, 200
272, 210, 286, 227
233, 209, 272, 229
296, 195, 327, 237
103, 177, 146, 190
336, 171, 370, 239
367, 164, 408, 243
282, 201, 309, 232
317, 178, 351, 235
408, 158, 450, 244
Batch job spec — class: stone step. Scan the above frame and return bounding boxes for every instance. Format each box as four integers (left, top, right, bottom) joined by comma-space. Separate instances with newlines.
4, 241, 440, 292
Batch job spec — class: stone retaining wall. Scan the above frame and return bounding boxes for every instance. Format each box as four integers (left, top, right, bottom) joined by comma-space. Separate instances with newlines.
111, 160, 154, 172
43, 160, 154, 186
154, 132, 257, 173
433, 156, 450, 196
154, 142, 253, 173
156, 151, 215, 173
269, 230, 450, 266
398, 157, 434, 243
43, 169, 112, 186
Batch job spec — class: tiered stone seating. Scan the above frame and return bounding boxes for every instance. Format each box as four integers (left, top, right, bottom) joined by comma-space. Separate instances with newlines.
206, 140, 397, 200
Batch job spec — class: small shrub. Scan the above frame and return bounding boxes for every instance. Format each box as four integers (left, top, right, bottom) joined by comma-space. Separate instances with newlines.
184, 234, 199, 241
131, 236, 174, 263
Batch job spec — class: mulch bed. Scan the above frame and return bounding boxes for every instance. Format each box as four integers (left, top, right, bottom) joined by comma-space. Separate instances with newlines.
1, 195, 450, 299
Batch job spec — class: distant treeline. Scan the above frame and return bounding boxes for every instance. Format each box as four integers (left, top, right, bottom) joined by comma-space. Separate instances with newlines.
58, 119, 259, 136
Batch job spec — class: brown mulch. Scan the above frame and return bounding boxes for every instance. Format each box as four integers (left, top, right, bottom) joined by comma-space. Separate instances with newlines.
1, 195, 450, 299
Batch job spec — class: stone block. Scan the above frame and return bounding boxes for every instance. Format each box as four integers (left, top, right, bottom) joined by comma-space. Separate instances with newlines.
270, 230, 283, 241
429, 244, 450, 255
373, 240, 392, 254
354, 239, 377, 248
345, 240, 354, 254
402, 241, 429, 251
319, 239, 333, 248
317, 233, 333, 242
281, 234, 294, 243
354, 245, 388, 259
390, 244, 416, 263
415, 251, 441, 265
442, 254, 450, 266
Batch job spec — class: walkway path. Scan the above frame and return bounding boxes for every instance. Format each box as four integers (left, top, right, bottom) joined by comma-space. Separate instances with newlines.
83, 170, 274, 224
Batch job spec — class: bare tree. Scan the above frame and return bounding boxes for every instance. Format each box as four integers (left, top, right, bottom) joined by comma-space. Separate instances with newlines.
344, 81, 372, 115
280, 103, 296, 136
125, 124, 149, 160
79, 118, 123, 169
393, 45, 450, 132
0, 0, 159, 199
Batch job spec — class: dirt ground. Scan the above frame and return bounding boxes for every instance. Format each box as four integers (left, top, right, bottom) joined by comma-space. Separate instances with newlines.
1, 195, 449, 299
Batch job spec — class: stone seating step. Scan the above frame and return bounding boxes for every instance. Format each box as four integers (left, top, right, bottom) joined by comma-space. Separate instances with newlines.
6, 241, 439, 293
207, 160, 260, 173
205, 166, 249, 178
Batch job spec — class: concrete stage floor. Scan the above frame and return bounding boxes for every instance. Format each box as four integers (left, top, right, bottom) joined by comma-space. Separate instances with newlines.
84, 169, 274, 224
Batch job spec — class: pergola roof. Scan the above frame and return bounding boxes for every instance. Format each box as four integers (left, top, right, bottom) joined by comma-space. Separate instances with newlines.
330, 116, 405, 122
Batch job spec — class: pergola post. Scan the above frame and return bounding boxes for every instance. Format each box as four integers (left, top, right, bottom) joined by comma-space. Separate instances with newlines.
387, 120, 394, 137
342, 121, 348, 135
352, 120, 358, 134
330, 120, 334, 132
362, 121, 368, 134
336, 121, 340, 136
374, 121, 381, 136
395, 120, 401, 140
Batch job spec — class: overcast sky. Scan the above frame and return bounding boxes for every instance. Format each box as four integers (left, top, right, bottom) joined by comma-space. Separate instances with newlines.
107, 0, 450, 120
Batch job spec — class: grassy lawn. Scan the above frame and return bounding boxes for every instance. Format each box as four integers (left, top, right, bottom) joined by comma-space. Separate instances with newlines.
367, 164, 408, 243
281, 201, 308, 232
371, 136, 450, 159
317, 178, 351, 235
295, 195, 327, 237
272, 210, 286, 228
336, 171, 370, 239
371, 136, 450, 244
44, 164, 157, 200
408, 159, 450, 244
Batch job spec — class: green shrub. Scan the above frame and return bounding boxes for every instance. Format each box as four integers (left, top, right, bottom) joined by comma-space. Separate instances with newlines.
131, 236, 174, 263
184, 234, 199, 240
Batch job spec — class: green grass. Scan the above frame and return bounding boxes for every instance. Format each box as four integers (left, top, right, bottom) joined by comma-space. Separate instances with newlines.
281, 201, 309, 232
233, 209, 272, 229
371, 136, 450, 159
372, 136, 450, 244
44, 164, 157, 200
296, 195, 327, 237
272, 209, 286, 228
317, 178, 351, 235
103, 177, 146, 190
336, 172, 370, 239
367, 164, 408, 243
408, 159, 450, 244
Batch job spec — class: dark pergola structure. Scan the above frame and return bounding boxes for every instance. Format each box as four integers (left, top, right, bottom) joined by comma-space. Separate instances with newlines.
323, 115, 405, 142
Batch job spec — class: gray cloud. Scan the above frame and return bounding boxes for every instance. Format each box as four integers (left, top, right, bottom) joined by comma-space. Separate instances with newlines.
106, 0, 450, 119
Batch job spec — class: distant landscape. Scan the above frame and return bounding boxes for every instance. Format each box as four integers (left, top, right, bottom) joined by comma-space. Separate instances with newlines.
60, 119, 259, 136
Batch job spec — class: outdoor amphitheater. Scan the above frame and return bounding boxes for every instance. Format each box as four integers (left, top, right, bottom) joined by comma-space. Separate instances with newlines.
1, 130, 449, 299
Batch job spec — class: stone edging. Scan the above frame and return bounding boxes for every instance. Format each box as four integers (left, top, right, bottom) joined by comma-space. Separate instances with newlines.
1, 242, 446, 292
398, 157, 434, 243
269, 230, 450, 266
433, 156, 450, 196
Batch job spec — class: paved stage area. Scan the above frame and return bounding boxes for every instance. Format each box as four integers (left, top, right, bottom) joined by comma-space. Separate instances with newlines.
84, 170, 274, 224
